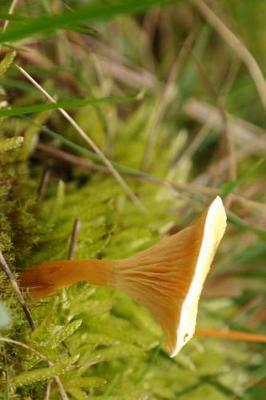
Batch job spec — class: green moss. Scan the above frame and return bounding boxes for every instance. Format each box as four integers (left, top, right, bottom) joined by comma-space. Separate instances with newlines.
1, 1, 265, 398
0, 157, 255, 399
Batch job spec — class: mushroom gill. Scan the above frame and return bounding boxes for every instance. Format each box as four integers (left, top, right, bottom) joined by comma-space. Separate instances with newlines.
114, 196, 227, 356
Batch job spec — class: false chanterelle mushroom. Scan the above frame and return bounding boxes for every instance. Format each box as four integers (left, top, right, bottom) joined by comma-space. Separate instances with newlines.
21, 196, 227, 356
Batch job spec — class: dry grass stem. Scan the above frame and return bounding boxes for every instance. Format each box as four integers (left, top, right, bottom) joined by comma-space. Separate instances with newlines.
142, 33, 195, 169
16, 64, 146, 213
2, 0, 19, 32
0, 251, 35, 330
44, 381, 52, 400
20, 47, 54, 69
85, 35, 157, 89
68, 218, 81, 260
36, 142, 108, 174
184, 98, 266, 186
99, 55, 157, 90
37, 168, 51, 202
192, 0, 266, 110
0, 337, 69, 400
68, 32, 157, 89
54, 377, 69, 400
177, 115, 213, 163
183, 46, 237, 190
183, 98, 266, 141
36, 141, 266, 212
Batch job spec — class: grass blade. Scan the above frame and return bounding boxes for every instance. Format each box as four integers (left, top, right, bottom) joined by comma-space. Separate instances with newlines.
0, 0, 172, 45
0, 94, 138, 118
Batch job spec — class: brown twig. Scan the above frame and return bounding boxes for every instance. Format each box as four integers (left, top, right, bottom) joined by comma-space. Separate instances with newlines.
0, 337, 69, 400
37, 167, 51, 202
0, 251, 35, 331
36, 141, 266, 212
68, 33, 157, 90
16, 64, 146, 213
183, 98, 266, 186
183, 98, 266, 140
0, 337, 51, 361
192, 0, 266, 110
36, 142, 108, 174
67, 218, 81, 260
97, 54, 156, 90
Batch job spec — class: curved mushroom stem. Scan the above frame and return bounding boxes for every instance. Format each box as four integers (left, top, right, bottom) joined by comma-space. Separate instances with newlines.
21, 259, 115, 297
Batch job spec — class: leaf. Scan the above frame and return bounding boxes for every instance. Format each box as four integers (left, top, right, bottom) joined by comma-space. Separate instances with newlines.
233, 243, 266, 264
0, 13, 29, 23
0, 51, 16, 78
227, 210, 266, 239
66, 387, 88, 400
31, 120, 158, 180
66, 376, 107, 389
221, 158, 265, 197
20, 111, 51, 160
50, 320, 83, 349
11, 355, 79, 388
0, 94, 139, 118
79, 344, 144, 373
0, 0, 172, 45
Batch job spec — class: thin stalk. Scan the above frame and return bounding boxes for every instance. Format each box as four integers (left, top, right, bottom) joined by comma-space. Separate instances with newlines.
0, 251, 35, 330
67, 218, 81, 260
196, 328, 266, 343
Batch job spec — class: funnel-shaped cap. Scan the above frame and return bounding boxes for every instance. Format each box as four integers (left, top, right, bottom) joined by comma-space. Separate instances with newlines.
116, 197, 227, 356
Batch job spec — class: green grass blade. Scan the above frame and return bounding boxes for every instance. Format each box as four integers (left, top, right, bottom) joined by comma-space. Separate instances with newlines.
233, 242, 266, 264
26, 118, 154, 179
0, 13, 29, 22
227, 210, 266, 239
0, 51, 16, 78
0, 94, 138, 118
221, 158, 265, 197
0, 0, 173, 45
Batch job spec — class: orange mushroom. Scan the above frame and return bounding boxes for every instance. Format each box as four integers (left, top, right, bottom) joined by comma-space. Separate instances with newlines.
21, 196, 226, 356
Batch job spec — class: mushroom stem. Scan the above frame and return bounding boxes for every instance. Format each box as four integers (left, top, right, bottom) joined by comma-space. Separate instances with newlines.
21, 259, 115, 297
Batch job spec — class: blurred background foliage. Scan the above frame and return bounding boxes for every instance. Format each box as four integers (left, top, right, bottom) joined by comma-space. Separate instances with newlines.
0, 0, 265, 398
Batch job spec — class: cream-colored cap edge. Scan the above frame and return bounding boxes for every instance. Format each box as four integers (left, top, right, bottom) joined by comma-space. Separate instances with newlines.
170, 196, 227, 357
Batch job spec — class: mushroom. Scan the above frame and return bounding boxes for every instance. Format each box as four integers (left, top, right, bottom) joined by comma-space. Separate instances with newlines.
114, 196, 227, 356
21, 196, 227, 356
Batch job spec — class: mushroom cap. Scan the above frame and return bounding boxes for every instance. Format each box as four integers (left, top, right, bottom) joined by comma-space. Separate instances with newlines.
116, 196, 227, 357
172, 196, 226, 356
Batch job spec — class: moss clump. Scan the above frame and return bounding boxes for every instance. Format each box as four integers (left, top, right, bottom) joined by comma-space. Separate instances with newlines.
1, 1, 266, 398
